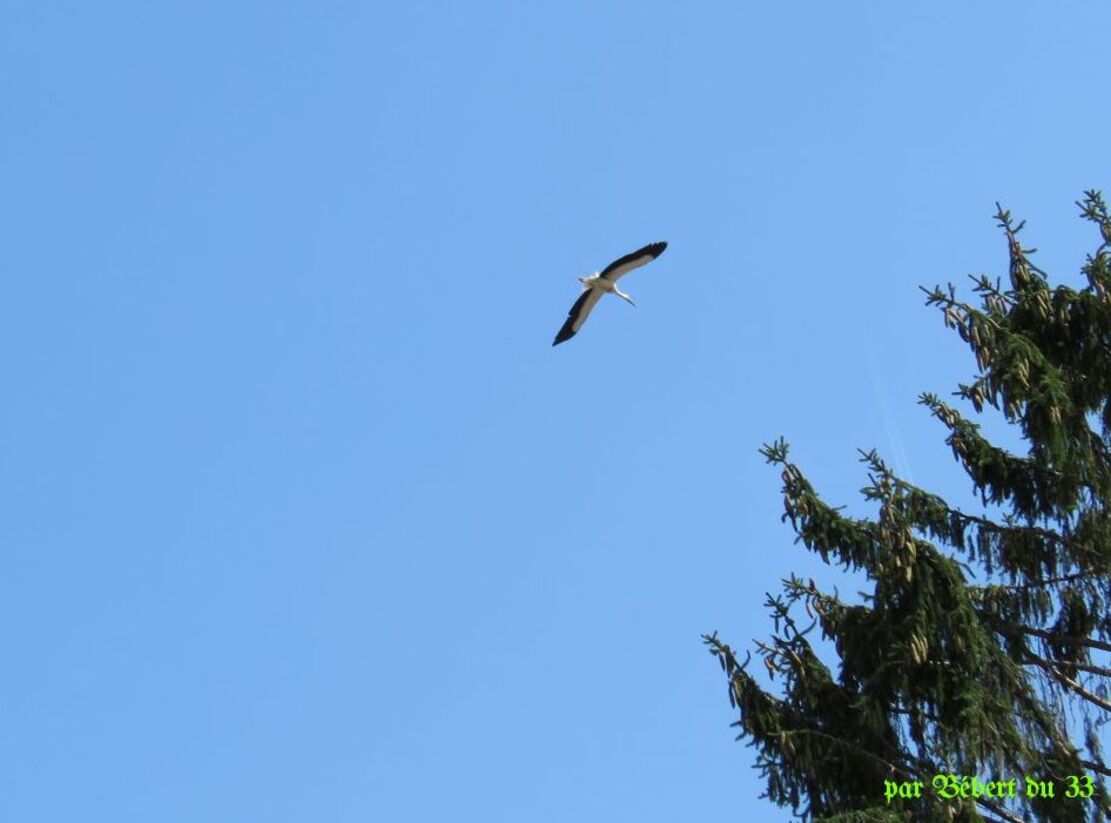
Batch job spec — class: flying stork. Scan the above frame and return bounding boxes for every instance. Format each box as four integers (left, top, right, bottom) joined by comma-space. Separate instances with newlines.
552, 241, 668, 346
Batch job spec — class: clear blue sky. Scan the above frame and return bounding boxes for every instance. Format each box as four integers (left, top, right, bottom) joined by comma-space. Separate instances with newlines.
3, 2, 1109, 820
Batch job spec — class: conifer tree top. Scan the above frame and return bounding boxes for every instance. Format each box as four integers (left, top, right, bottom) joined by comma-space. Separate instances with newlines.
707, 193, 1111, 823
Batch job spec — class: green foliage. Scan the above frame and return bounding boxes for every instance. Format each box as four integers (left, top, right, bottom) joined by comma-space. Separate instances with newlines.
707, 193, 1111, 822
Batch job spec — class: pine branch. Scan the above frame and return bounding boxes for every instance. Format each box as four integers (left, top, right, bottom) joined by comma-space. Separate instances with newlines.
988, 570, 1103, 592
1080, 758, 1111, 779
1011, 624, 1111, 654
1031, 657, 1111, 713
1022, 653, 1111, 679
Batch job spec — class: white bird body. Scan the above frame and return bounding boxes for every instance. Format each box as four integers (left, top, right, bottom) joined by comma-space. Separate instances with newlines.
553, 242, 667, 345
578, 274, 635, 304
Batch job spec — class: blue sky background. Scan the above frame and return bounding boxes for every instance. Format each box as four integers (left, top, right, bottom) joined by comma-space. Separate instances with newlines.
3, 2, 1109, 820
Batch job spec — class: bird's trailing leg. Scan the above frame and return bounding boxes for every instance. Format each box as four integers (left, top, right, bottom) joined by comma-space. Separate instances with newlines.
615, 288, 635, 307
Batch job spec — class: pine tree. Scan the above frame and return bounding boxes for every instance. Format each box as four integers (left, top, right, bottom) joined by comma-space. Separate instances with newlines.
705, 192, 1111, 823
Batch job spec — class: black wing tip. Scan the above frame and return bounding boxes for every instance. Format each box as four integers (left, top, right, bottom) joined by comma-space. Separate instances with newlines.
646, 240, 667, 257
553, 329, 576, 346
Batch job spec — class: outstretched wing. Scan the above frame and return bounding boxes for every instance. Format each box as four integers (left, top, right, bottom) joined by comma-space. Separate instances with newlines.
553, 287, 605, 346
598, 241, 667, 282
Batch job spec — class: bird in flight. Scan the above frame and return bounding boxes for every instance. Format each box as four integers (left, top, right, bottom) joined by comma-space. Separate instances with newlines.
552, 241, 668, 346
